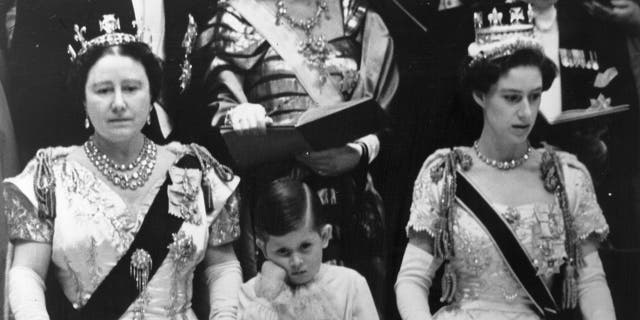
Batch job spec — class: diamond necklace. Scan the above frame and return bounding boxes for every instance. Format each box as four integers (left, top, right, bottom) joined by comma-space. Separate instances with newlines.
84, 136, 157, 190
106, 140, 148, 171
473, 140, 533, 170
275, 0, 332, 78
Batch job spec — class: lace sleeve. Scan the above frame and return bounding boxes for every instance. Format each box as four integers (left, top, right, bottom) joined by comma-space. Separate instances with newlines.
563, 158, 609, 243
3, 183, 53, 243
406, 149, 449, 238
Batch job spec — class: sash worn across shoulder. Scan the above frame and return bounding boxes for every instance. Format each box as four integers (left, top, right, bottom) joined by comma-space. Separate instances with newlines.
48, 154, 212, 319
455, 172, 560, 320
227, 0, 344, 106
47, 177, 182, 320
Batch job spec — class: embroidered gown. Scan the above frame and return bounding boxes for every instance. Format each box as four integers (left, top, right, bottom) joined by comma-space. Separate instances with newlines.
406, 148, 610, 320
196, 0, 398, 277
3, 143, 240, 319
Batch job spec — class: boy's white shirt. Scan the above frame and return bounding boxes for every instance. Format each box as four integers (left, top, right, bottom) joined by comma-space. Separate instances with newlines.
238, 264, 379, 320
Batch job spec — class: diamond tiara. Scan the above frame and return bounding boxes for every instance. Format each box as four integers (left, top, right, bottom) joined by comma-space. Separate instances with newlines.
67, 14, 149, 61
467, 3, 542, 66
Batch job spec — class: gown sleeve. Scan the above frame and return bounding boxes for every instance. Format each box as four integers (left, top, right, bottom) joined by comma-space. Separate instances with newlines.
3, 151, 58, 244
560, 152, 609, 243
406, 149, 450, 238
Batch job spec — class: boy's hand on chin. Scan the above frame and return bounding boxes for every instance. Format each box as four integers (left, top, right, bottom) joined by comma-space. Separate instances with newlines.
257, 261, 288, 299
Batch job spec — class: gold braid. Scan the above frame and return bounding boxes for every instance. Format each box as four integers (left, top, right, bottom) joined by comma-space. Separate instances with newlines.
541, 146, 582, 310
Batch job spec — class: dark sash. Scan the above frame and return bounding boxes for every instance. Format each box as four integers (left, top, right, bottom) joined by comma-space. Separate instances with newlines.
48, 175, 183, 320
455, 172, 560, 320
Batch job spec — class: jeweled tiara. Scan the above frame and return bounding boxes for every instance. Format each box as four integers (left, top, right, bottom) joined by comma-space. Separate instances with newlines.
468, 3, 543, 66
67, 14, 149, 61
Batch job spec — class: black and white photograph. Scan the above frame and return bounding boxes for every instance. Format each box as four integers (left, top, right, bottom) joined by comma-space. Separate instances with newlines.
0, 0, 639, 319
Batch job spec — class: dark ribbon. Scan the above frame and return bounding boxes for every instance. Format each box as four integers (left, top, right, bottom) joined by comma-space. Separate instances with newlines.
455, 172, 560, 320
48, 171, 185, 319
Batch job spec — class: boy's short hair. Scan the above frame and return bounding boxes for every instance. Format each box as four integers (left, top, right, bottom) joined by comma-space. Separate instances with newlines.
254, 177, 326, 240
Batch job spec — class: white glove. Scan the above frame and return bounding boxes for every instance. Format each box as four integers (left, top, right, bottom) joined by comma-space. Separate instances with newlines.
578, 251, 616, 320
394, 243, 441, 320
8, 266, 49, 320
205, 260, 242, 320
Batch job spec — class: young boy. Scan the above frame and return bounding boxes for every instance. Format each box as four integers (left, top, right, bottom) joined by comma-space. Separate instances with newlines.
238, 177, 379, 320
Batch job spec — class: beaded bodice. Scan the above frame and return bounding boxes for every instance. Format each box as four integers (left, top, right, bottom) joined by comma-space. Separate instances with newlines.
448, 202, 565, 304
407, 148, 609, 309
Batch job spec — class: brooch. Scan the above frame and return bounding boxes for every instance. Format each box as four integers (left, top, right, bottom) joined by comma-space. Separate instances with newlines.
179, 14, 198, 92
130, 249, 153, 292
168, 231, 196, 266
168, 169, 202, 225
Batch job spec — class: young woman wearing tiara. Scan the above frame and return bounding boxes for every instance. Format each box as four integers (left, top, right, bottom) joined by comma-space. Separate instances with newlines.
395, 3, 616, 320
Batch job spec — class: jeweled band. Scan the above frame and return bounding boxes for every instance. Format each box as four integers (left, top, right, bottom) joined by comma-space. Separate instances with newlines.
474, 140, 533, 170
467, 3, 541, 65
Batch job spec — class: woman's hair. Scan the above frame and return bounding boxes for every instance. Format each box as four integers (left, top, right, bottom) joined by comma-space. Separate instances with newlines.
254, 177, 326, 240
67, 42, 163, 107
461, 47, 558, 94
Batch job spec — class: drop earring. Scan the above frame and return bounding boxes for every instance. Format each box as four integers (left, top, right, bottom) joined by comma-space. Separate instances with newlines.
85, 117, 91, 129
146, 114, 151, 125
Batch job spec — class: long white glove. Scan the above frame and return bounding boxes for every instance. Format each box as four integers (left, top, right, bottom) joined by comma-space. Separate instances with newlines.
8, 266, 49, 320
578, 251, 616, 320
205, 260, 242, 320
394, 243, 441, 320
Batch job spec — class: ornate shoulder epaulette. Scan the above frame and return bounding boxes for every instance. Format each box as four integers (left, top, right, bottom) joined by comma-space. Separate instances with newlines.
343, 0, 368, 36
188, 144, 234, 214
428, 148, 472, 183
188, 144, 234, 182
33, 148, 58, 220
541, 147, 581, 311
427, 148, 471, 303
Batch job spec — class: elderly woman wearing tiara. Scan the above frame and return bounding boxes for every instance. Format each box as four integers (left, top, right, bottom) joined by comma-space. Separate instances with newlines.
3, 20, 242, 320
395, 3, 615, 320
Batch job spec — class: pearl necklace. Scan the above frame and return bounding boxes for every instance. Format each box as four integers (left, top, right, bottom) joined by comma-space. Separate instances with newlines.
473, 140, 533, 170
84, 137, 157, 190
